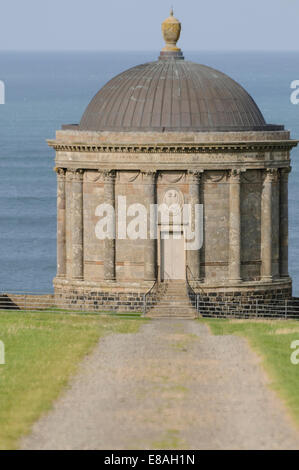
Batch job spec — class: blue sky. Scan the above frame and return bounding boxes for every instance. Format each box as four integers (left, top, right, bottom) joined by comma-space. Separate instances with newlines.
0, 0, 298, 51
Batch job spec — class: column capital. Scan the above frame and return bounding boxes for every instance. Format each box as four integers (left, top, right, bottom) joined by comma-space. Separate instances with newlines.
229, 168, 244, 181
264, 168, 278, 183
71, 169, 84, 181
281, 166, 292, 178
141, 169, 157, 182
187, 169, 203, 183
55, 167, 66, 181
65, 169, 74, 182
102, 169, 116, 182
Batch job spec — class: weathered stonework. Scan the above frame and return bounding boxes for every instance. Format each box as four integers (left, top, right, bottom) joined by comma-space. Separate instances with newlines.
48, 18, 298, 316
49, 129, 297, 314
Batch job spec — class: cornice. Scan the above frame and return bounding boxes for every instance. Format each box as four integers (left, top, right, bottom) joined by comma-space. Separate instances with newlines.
47, 140, 298, 154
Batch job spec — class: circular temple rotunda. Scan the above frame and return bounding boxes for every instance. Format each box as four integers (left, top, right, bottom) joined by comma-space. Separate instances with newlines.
49, 11, 298, 315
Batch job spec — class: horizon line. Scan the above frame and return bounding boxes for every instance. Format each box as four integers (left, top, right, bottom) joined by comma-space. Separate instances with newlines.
0, 49, 299, 53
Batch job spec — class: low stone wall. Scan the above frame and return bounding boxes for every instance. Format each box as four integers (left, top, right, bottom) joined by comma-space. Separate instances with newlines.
54, 281, 294, 316
0, 294, 55, 310
195, 286, 293, 318
54, 288, 145, 313
1, 283, 296, 318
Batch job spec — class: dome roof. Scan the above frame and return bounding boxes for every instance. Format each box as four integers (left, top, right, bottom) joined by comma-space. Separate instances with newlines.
79, 60, 280, 132
79, 11, 281, 133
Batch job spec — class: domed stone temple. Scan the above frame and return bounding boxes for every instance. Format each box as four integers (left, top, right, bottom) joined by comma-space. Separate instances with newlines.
49, 11, 297, 316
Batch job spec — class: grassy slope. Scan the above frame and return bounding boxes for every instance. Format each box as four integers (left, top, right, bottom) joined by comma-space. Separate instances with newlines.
0, 312, 145, 450
202, 319, 299, 426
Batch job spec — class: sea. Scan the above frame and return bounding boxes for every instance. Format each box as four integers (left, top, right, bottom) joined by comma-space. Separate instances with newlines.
0, 51, 298, 294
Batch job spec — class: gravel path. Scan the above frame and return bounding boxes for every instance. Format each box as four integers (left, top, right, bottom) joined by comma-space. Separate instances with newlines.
21, 320, 299, 450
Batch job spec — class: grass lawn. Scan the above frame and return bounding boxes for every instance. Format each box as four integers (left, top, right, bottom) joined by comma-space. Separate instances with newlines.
0, 311, 145, 450
202, 318, 299, 426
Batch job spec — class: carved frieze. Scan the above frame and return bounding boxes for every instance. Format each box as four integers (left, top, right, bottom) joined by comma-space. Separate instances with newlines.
160, 171, 185, 183
242, 169, 261, 184
118, 171, 141, 183
204, 171, 227, 183
48, 141, 298, 154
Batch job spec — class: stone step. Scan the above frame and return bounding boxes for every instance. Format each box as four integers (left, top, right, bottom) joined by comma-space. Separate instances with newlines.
149, 307, 195, 312
148, 298, 191, 302
148, 304, 195, 310
145, 280, 197, 318
164, 289, 189, 294
147, 310, 196, 317
148, 306, 194, 310
163, 289, 188, 293
149, 308, 195, 312
149, 317, 196, 320
148, 313, 196, 318
148, 300, 194, 308
147, 308, 196, 316
150, 304, 194, 310
162, 292, 189, 297
164, 283, 187, 288
149, 297, 191, 305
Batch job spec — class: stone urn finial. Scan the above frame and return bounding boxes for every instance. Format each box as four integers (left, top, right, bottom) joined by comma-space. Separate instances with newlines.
161, 8, 181, 53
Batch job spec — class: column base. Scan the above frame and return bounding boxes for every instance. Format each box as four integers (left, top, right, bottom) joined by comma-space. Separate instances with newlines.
229, 278, 242, 284
261, 276, 273, 282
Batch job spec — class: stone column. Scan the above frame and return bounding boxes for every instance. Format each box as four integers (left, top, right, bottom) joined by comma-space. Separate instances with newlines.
65, 170, 73, 278
56, 168, 66, 278
71, 169, 84, 280
261, 168, 277, 281
104, 170, 116, 280
143, 170, 157, 281
280, 167, 291, 277
229, 169, 242, 282
187, 170, 202, 280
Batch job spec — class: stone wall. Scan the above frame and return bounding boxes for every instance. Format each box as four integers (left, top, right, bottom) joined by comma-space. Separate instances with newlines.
72, 167, 288, 284
54, 288, 144, 312
241, 170, 261, 280
202, 170, 229, 281
196, 285, 293, 317
0, 294, 54, 310
51, 128, 297, 305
